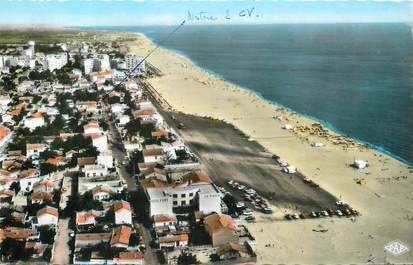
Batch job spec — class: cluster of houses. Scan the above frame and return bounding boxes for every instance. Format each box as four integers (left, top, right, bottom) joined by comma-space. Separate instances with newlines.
0, 38, 257, 264
0, 39, 147, 264
105, 69, 257, 263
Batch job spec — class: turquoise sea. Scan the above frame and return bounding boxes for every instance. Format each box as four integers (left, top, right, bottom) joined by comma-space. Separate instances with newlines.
82, 24, 413, 165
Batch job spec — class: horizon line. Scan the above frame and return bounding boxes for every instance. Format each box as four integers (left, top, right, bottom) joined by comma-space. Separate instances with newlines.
0, 21, 411, 29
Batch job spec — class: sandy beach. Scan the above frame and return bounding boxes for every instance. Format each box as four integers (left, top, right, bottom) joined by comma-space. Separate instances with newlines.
126, 33, 413, 264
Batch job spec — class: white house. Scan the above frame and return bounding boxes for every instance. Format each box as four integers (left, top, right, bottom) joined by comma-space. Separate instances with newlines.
145, 188, 174, 217
0, 95, 11, 113
91, 133, 108, 153
36, 206, 58, 226
118, 115, 130, 127
111, 103, 127, 115
113, 200, 132, 225
153, 214, 177, 228
19, 169, 41, 192
83, 122, 101, 135
26, 144, 47, 159
143, 149, 164, 164
158, 234, 188, 249
135, 99, 153, 110
83, 164, 108, 178
91, 186, 113, 201
24, 112, 45, 131
97, 151, 114, 169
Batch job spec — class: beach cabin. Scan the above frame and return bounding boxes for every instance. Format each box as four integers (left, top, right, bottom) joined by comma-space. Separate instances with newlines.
353, 160, 368, 169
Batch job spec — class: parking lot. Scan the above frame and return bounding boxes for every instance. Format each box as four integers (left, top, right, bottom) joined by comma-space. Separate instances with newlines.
163, 112, 338, 213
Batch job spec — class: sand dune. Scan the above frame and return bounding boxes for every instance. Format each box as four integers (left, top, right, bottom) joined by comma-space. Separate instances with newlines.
127, 33, 413, 264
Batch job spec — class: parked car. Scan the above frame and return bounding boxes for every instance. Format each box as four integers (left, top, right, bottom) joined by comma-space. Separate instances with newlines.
243, 208, 253, 216
310, 211, 318, 218
285, 214, 293, 220
335, 209, 344, 217
262, 207, 273, 214
236, 202, 245, 209
282, 166, 297, 174
276, 159, 289, 167
320, 210, 329, 217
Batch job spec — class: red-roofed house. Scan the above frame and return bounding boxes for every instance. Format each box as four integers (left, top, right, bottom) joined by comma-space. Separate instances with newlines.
0, 126, 12, 149
142, 148, 164, 164
76, 210, 103, 231
110, 225, 131, 248
83, 122, 101, 134
26, 144, 47, 158
204, 213, 238, 247
45, 156, 67, 167
133, 109, 156, 120
32, 179, 54, 193
30, 191, 53, 204
36, 206, 58, 226
112, 251, 144, 265
153, 214, 177, 228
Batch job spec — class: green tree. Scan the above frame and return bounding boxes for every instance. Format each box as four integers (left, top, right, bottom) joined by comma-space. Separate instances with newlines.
177, 250, 198, 265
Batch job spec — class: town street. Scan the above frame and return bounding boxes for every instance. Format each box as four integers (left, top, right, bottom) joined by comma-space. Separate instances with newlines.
105, 109, 137, 191
52, 218, 70, 265
105, 106, 160, 264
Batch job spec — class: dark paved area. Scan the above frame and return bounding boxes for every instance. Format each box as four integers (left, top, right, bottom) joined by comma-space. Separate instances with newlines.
164, 112, 338, 212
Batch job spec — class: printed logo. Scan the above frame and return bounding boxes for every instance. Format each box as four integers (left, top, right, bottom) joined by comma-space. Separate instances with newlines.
384, 241, 410, 256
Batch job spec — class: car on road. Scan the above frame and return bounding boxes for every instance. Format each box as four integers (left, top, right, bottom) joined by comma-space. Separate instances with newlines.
177, 122, 185, 129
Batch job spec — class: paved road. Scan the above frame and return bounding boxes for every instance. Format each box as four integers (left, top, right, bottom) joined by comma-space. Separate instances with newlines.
105, 111, 137, 191
104, 106, 159, 264
52, 218, 70, 265
141, 226, 161, 265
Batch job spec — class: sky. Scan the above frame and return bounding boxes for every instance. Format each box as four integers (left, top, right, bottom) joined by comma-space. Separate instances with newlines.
0, 0, 411, 26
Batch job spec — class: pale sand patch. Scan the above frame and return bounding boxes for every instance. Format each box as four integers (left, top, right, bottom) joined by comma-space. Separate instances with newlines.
126, 33, 413, 264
